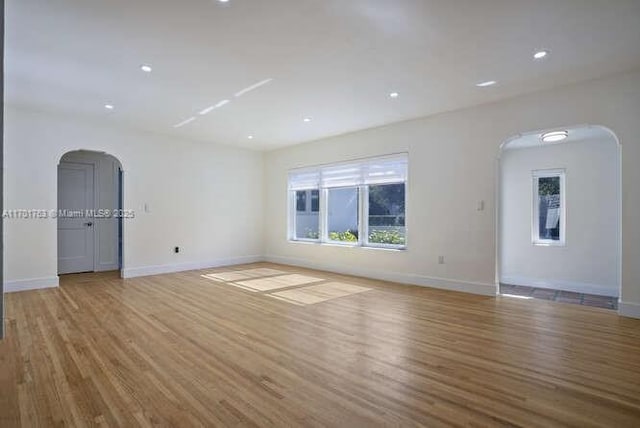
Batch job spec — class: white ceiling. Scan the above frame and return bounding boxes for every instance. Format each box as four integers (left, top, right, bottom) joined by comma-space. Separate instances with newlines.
6, 0, 640, 150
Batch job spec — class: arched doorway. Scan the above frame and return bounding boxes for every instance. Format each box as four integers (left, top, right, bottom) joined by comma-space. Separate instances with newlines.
497, 125, 621, 309
57, 150, 123, 276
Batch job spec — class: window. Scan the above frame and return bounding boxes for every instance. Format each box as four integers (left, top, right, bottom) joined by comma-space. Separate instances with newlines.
310, 190, 319, 212
288, 154, 407, 249
532, 169, 565, 246
296, 191, 307, 212
367, 183, 406, 246
296, 190, 319, 213
327, 187, 359, 243
293, 190, 320, 240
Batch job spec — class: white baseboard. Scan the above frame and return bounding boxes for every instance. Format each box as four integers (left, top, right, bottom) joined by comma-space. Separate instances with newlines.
4, 276, 60, 293
618, 301, 640, 319
265, 255, 497, 296
121, 255, 264, 279
501, 275, 618, 297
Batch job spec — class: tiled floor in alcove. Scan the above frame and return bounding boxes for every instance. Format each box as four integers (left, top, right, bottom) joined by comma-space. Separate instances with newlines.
500, 284, 618, 310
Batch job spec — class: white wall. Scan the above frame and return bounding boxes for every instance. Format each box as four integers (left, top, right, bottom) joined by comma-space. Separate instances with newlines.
500, 138, 619, 296
3, 106, 264, 290
4, 71, 640, 318
263, 70, 640, 317
60, 151, 121, 272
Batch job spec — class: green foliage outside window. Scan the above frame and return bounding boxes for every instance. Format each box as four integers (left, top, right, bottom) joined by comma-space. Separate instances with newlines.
329, 230, 358, 242
368, 230, 405, 245
538, 176, 560, 196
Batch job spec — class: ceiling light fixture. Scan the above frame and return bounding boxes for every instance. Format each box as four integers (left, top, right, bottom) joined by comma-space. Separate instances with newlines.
173, 117, 196, 128
303, 117, 312, 123
198, 106, 215, 115
541, 130, 568, 143
140, 64, 152, 73
476, 80, 497, 87
234, 78, 273, 98
247, 135, 254, 139
389, 92, 399, 98
104, 104, 114, 110
198, 99, 230, 115
533, 50, 549, 60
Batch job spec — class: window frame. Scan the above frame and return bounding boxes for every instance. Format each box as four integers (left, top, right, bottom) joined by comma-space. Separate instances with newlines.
532, 168, 566, 247
289, 184, 407, 250
287, 154, 408, 250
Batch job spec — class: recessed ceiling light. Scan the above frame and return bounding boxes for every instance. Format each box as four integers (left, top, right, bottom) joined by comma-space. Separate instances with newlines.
533, 50, 549, 60
140, 64, 152, 73
218, 0, 229, 2
389, 92, 399, 98
303, 117, 312, 123
541, 130, 568, 143
104, 104, 114, 110
247, 135, 254, 139
476, 80, 497, 87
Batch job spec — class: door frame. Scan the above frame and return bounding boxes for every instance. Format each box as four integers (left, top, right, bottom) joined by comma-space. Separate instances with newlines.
57, 150, 124, 277
495, 124, 622, 307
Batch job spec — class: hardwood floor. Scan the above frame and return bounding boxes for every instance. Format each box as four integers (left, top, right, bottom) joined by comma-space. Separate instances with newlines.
1, 263, 640, 427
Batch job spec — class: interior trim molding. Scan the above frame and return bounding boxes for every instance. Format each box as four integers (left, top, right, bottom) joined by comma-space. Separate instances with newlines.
4, 276, 60, 293
500, 275, 618, 297
265, 254, 497, 296
121, 255, 264, 278
618, 301, 640, 319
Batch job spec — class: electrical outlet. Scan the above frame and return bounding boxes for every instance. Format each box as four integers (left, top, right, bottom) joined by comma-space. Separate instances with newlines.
174, 246, 180, 254
438, 255, 445, 264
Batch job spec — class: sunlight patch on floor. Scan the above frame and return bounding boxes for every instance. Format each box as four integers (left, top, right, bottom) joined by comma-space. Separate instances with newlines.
202, 268, 287, 282
235, 274, 325, 291
269, 282, 371, 305
201, 268, 371, 305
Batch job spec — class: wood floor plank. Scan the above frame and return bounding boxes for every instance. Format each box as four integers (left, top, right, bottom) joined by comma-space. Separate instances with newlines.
1, 262, 640, 427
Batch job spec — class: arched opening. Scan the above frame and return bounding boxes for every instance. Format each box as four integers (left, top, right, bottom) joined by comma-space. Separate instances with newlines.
57, 150, 124, 278
497, 125, 621, 310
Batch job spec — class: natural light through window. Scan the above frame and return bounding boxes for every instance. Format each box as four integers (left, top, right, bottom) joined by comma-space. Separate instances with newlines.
288, 154, 408, 249
532, 169, 565, 246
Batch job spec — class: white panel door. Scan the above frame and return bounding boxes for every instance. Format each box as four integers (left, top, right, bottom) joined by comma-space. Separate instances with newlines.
58, 162, 95, 274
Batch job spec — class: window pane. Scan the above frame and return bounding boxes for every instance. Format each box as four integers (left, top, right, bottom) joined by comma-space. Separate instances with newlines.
296, 190, 307, 212
368, 183, 406, 246
294, 190, 319, 239
327, 187, 359, 243
538, 176, 561, 241
310, 190, 319, 212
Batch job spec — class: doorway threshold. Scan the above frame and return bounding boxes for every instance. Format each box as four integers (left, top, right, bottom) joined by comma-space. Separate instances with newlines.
500, 283, 618, 310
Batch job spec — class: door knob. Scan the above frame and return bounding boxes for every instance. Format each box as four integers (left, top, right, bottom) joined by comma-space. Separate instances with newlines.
84, 222, 93, 227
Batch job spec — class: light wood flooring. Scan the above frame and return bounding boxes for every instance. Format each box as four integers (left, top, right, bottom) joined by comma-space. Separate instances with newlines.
1, 262, 640, 427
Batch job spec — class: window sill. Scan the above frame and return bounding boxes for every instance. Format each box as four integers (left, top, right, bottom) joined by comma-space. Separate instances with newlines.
288, 240, 406, 252
532, 241, 566, 247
